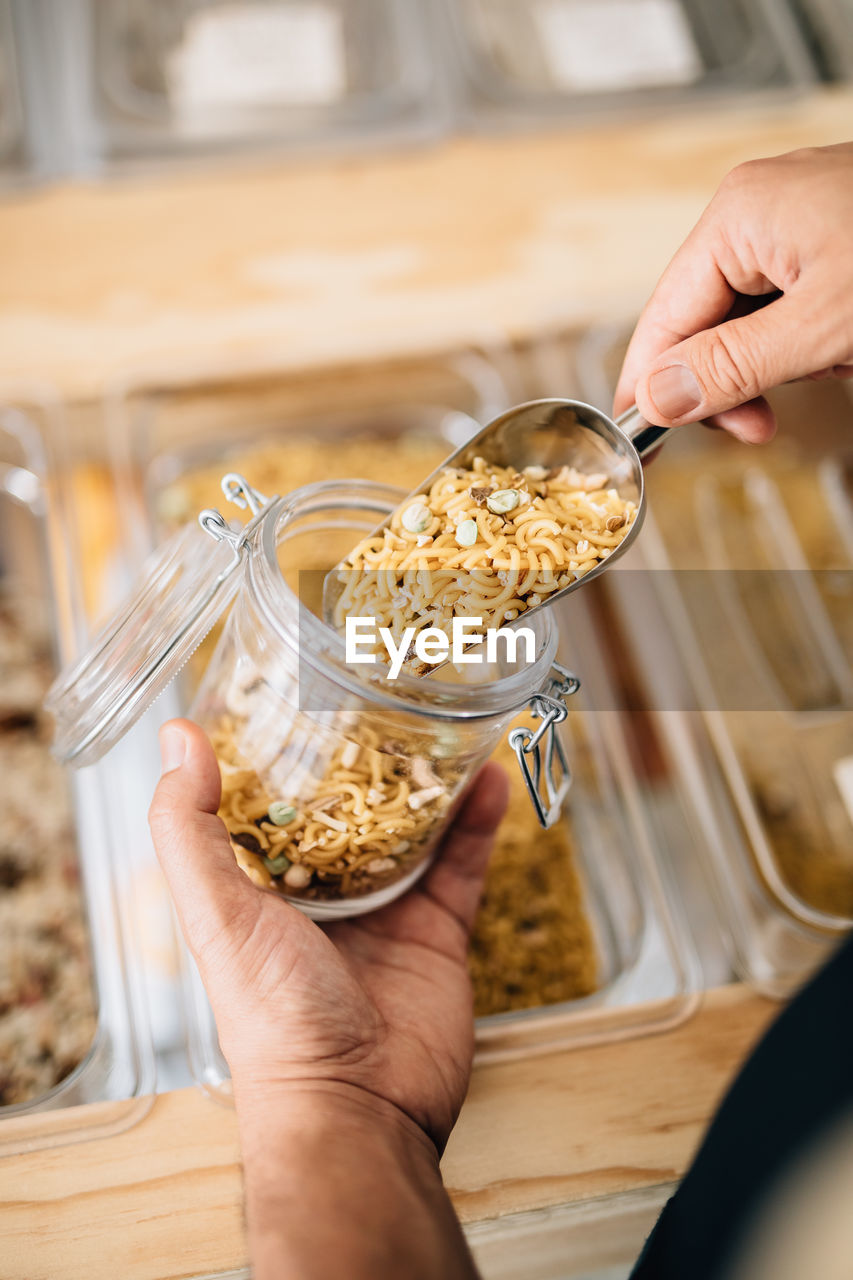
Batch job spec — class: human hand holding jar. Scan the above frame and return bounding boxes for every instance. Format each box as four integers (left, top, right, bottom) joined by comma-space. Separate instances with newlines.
149, 717, 503, 1280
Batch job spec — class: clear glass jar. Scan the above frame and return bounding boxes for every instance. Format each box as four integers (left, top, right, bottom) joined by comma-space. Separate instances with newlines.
191, 478, 567, 918
49, 474, 576, 920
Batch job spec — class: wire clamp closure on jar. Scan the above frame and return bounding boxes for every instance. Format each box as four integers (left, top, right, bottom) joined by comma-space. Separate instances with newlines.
509, 662, 580, 828
198, 473, 274, 557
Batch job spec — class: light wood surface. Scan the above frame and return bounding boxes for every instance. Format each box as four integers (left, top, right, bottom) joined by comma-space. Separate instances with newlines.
0, 985, 777, 1280
1, 89, 853, 400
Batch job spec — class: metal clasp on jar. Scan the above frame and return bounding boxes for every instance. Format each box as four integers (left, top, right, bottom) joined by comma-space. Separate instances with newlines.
509, 662, 581, 828
199, 474, 275, 559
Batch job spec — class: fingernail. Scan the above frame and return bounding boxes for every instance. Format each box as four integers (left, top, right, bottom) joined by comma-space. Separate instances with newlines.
159, 725, 186, 774
648, 365, 702, 420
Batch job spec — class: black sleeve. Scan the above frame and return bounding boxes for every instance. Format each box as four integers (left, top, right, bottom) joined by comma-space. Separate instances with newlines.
630, 934, 853, 1280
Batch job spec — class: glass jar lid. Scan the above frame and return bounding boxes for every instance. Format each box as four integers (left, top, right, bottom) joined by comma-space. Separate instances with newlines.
47, 476, 270, 767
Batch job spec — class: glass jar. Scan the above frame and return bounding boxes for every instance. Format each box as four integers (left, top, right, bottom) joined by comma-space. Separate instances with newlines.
49, 475, 578, 919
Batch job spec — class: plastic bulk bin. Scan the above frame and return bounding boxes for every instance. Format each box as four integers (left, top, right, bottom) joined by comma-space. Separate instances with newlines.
576, 325, 853, 996
437, 0, 817, 130
49, 0, 448, 170
105, 349, 518, 563
499, 326, 739, 988
475, 590, 704, 1063
643, 450, 853, 923
0, 389, 154, 1156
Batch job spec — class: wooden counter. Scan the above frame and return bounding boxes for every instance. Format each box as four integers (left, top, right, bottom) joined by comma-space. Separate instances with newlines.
0, 986, 776, 1280
1, 88, 852, 400
1, 87, 848, 1279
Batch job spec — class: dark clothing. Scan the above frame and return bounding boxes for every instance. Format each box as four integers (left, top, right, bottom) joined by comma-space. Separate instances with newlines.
630, 935, 853, 1279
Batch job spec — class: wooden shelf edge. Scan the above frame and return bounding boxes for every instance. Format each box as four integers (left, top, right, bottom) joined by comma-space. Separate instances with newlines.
0, 983, 778, 1280
3, 88, 853, 400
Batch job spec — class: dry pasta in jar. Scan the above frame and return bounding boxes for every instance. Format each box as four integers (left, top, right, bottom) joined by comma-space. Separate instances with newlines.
210, 708, 465, 904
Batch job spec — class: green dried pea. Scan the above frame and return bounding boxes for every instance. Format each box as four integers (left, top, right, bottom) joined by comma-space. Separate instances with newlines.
455, 519, 478, 547
269, 802, 297, 826
263, 853, 292, 875
401, 503, 432, 534
486, 489, 520, 514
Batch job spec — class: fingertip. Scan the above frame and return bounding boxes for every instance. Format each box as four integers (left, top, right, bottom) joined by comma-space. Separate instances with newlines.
634, 381, 671, 429
636, 362, 778, 441
159, 720, 188, 774
155, 719, 222, 816
634, 364, 682, 428
636, 363, 704, 428
160, 717, 211, 752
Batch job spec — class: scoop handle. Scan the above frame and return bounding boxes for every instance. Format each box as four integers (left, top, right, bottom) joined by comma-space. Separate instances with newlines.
617, 405, 670, 459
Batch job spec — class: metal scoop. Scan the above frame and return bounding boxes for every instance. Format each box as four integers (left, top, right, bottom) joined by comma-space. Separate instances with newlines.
322, 398, 667, 633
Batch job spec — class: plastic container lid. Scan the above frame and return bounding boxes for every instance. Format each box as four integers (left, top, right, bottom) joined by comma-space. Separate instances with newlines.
46, 514, 245, 768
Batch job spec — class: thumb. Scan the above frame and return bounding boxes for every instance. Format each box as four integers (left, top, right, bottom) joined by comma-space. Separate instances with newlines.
148, 718, 257, 959
635, 293, 822, 440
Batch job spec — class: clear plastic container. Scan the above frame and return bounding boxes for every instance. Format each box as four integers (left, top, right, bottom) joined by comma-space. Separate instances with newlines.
0, 391, 154, 1155
52, 0, 447, 169
101, 349, 517, 577
645, 460, 853, 927
577, 324, 853, 995
472, 589, 703, 1063
438, 0, 817, 129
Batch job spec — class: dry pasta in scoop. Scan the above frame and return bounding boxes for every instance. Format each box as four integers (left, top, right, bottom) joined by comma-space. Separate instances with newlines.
332, 458, 637, 666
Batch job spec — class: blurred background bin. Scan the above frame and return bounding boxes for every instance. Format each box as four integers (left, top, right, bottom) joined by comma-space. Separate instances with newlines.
791, 0, 853, 81
9, 0, 848, 179
15, 0, 450, 175
435, 0, 818, 132
0, 0, 27, 180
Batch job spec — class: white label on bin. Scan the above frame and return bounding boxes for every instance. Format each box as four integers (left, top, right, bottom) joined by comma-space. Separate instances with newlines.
168, 3, 346, 110
534, 0, 702, 93
833, 756, 853, 829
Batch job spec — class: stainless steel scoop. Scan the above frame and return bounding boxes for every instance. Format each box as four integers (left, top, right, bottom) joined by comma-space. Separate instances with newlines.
322, 398, 668, 628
